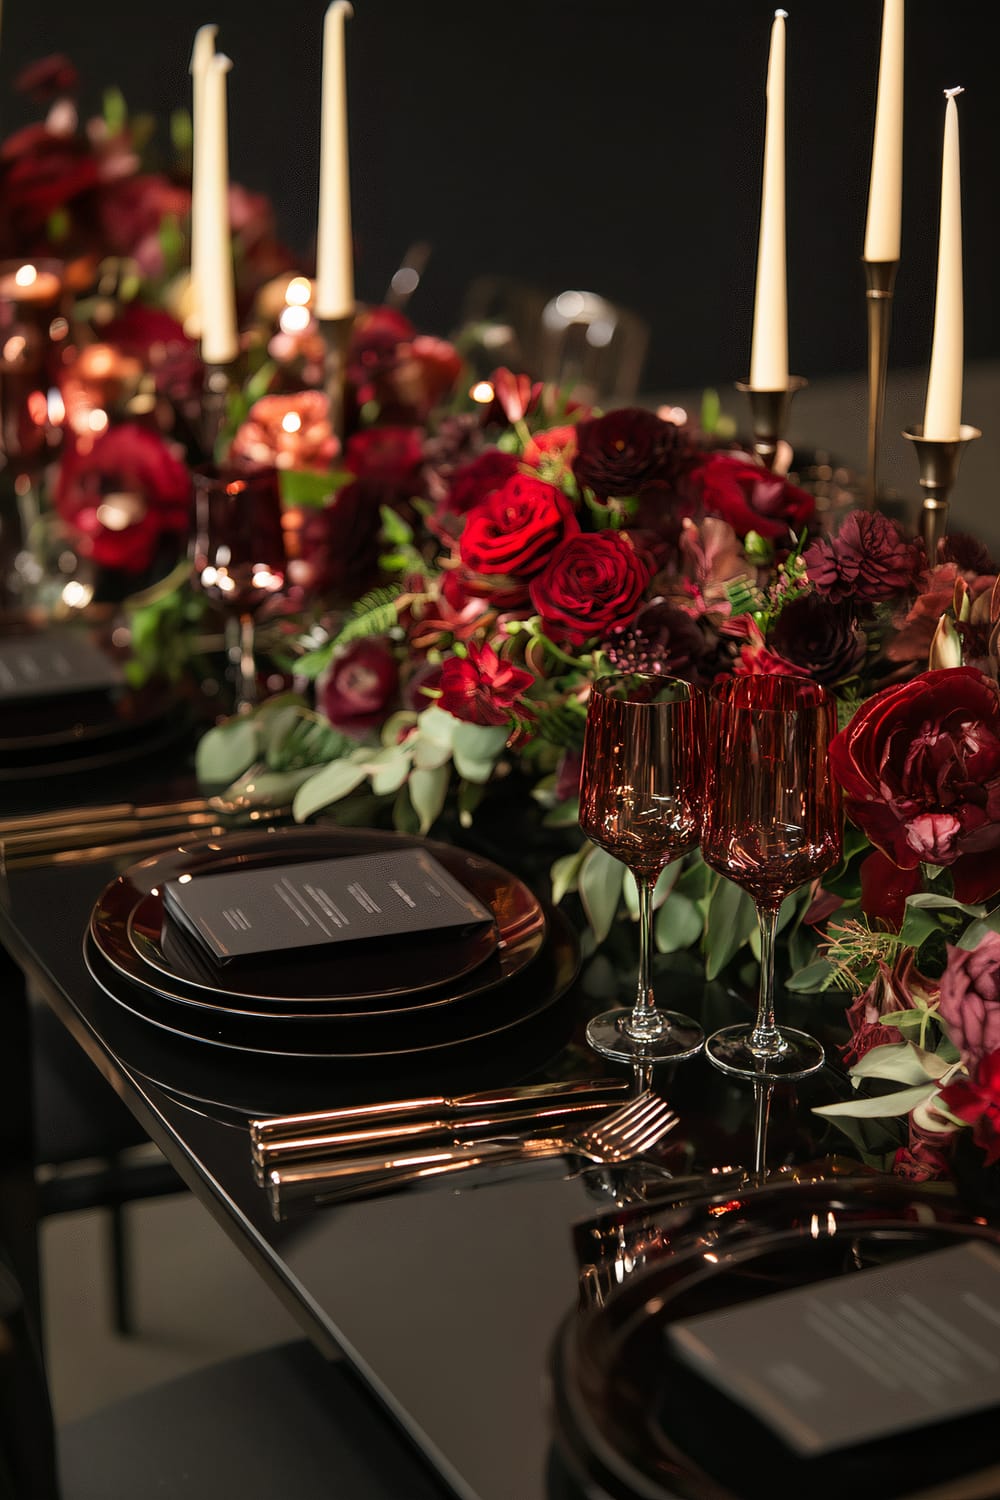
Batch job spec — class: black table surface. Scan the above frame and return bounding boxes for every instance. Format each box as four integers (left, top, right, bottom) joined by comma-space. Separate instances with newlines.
0, 801, 864, 1500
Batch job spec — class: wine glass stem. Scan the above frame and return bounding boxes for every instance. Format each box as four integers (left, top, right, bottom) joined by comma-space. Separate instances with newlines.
626, 875, 664, 1043
227, 613, 258, 713
749, 901, 783, 1057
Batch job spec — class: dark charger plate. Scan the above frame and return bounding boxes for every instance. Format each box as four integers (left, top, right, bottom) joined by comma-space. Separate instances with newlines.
90, 826, 547, 1016
550, 1178, 1000, 1500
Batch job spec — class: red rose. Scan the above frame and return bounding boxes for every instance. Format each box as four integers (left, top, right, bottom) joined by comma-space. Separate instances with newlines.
344, 426, 424, 496
681, 453, 814, 541
430, 449, 520, 541
529, 531, 653, 645
347, 306, 416, 403
938, 934, 1000, 1069
319, 639, 398, 736
380, 335, 463, 422
55, 423, 192, 574
459, 475, 578, 580
938, 1050, 1000, 1167
438, 643, 534, 727
572, 408, 685, 500
829, 667, 1000, 906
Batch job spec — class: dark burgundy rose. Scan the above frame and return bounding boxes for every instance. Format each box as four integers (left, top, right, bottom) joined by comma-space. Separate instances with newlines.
893, 1111, 958, 1182
319, 639, 398, 735
938, 934, 1000, 1069
344, 426, 424, 497
829, 667, 1000, 906
55, 423, 191, 574
14, 55, 79, 100
459, 475, 579, 580
573, 408, 684, 499
379, 335, 462, 419
430, 449, 519, 540
347, 306, 416, 401
0, 123, 100, 244
293, 481, 383, 599
603, 598, 707, 680
939, 1049, 1000, 1167
769, 595, 867, 684
681, 453, 814, 541
437, 642, 534, 727
530, 531, 653, 646
804, 510, 921, 603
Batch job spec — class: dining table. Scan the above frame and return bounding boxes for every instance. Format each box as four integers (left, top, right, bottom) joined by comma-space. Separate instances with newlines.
0, 682, 996, 1500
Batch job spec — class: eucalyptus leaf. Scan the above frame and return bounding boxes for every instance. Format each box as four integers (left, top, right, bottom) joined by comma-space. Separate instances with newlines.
418, 704, 457, 749
457, 780, 485, 828
704, 876, 757, 980
224, 765, 320, 809
195, 718, 259, 787
813, 1082, 941, 1120
786, 958, 835, 993
368, 745, 413, 796
905, 893, 985, 916
451, 721, 508, 781
292, 758, 370, 822
897, 904, 944, 949
551, 845, 590, 906
579, 846, 626, 947
655, 893, 703, 953
409, 764, 450, 834
412, 732, 454, 772
956, 906, 1000, 950
849, 1043, 943, 1086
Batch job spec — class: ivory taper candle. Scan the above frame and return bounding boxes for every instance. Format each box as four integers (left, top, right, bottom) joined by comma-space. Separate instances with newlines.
315, 1, 355, 321
198, 52, 239, 366
864, 0, 904, 263
749, 9, 788, 391
188, 23, 218, 340
922, 87, 964, 442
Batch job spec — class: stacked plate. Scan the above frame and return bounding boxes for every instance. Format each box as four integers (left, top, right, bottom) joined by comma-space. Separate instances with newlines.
551, 1177, 1000, 1500
85, 826, 580, 1060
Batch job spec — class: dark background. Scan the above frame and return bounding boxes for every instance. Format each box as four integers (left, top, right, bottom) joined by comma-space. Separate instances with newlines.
2, 0, 998, 391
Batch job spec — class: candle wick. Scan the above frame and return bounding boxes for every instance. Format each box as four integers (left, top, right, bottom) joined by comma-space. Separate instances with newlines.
944, 85, 965, 99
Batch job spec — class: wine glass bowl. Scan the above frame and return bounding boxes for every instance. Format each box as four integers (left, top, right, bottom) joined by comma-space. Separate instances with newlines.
579, 674, 706, 1065
701, 673, 842, 1080
192, 463, 287, 711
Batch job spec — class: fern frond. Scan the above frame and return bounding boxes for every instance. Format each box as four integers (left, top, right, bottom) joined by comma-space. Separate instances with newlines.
330, 584, 404, 648
532, 700, 587, 749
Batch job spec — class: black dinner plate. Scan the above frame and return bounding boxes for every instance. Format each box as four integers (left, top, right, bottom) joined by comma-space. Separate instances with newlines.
551, 1178, 1000, 1500
84, 900, 579, 1059
90, 827, 546, 1015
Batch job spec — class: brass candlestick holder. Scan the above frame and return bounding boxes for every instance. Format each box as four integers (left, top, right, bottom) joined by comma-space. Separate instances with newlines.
902, 423, 982, 560
202, 362, 236, 458
863, 259, 898, 507
735, 376, 807, 469
318, 314, 354, 444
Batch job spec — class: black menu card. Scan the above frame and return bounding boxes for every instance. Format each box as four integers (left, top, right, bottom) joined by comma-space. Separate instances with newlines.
0, 635, 123, 702
669, 1241, 1000, 1456
163, 848, 496, 965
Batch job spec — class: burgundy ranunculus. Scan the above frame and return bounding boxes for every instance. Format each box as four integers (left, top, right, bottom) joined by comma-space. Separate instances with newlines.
804, 509, 921, 603
319, 638, 398, 735
829, 667, 1000, 906
55, 423, 191, 574
573, 408, 684, 499
938, 934, 1000, 1069
769, 595, 867, 684
681, 452, 814, 541
529, 531, 653, 646
430, 449, 519, 541
437, 643, 534, 727
938, 1050, 1000, 1167
459, 475, 578, 580
603, 598, 707, 680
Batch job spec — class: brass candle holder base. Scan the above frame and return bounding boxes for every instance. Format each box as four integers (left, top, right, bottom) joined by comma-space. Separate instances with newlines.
202, 362, 236, 457
902, 423, 982, 559
318, 314, 354, 444
864, 259, 898, 508
735, 376, 807, 469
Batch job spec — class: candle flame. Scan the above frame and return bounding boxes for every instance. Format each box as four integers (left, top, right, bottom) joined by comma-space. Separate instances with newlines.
14, 264, 38, 289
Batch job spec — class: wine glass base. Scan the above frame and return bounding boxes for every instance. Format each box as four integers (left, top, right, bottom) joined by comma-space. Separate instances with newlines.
705, 1024, 824, 1081
585, 1009, 704, 1065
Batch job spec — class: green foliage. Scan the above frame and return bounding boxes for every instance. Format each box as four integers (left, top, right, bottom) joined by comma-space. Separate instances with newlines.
296, 585, 404, 678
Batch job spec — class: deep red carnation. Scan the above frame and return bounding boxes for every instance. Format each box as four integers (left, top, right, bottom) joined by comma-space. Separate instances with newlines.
938, 934, 1000, 1070
459, 475, 578, 580
529, 531, 653, 645
681, 453, 814, 541
437, 643, 534, 727
573, 408, 684, 499
55, 423, 192, 574
938, 1050, 1000, 1167
804, 510, 921, 603
320, 639, 398, 736
829, 667, 1000, 908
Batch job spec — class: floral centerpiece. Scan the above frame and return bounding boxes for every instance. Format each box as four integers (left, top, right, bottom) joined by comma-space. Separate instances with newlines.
4, 56, 1000, 1193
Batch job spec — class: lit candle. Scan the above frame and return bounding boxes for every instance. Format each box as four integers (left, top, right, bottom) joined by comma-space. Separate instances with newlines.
188, 23, 218, 340
749, 9, 788, 391
864, 0, 904, 263
315, 1, 355, 321
922, 87, 964, 442
0, 263, 63, 304
199, 53, 239, 366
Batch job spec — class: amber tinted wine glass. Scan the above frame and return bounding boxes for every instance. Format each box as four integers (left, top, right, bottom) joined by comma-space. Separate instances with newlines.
192, 463, 286, 712
701, 674, 842, 1080
579, 674, 705, 1065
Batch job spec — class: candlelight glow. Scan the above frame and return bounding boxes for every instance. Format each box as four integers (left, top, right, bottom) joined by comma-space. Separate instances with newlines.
14, 264, 38, 290
281, 412, 302, 434
61, 579, 94, 609
96, 493, 144, 531
279, 304, 311, 335
88, 409, 109, 434
470, 380, 494, 404
285, 276, 313, 306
